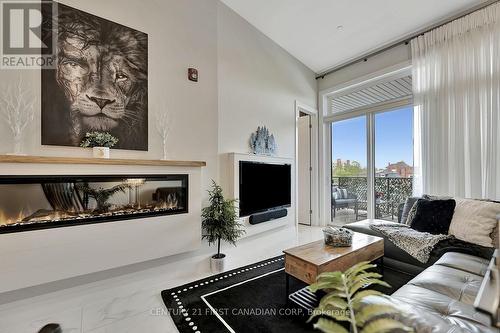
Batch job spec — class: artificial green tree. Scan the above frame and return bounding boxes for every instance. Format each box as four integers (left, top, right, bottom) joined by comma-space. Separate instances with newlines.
202, 181, 245, 258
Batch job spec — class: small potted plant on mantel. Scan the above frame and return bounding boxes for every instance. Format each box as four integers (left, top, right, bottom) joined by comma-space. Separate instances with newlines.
80, 131, 118, 159
202, 180, 245, 272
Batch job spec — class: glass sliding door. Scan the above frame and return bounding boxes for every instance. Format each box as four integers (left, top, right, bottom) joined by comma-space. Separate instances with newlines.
374, 106, 414, 221
331, 116, 367, 224
330, 104, 414, 224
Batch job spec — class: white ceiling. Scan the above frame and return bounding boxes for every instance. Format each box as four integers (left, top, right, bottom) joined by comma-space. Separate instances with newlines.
220, 0, 485, 74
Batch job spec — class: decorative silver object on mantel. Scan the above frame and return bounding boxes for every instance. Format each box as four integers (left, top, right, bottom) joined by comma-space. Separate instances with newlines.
323, 226, 353, 247
249, 126, 277, 155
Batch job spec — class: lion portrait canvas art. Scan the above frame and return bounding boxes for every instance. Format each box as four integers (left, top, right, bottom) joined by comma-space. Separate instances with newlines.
41, 2, 148, 150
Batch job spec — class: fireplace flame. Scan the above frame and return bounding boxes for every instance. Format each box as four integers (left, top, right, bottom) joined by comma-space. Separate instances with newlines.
0, 197, 182, 229
0, 210, 26, 226
159, 193, 179, 210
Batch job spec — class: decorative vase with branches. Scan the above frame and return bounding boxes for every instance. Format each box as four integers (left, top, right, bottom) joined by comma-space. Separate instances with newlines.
308, 261, 413, 333
202, 181, 245, 271
0, 76, 36, 155
155, 111, 171, 160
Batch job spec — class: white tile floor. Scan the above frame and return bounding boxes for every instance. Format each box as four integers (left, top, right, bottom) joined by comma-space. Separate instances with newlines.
0, 225, 324, 333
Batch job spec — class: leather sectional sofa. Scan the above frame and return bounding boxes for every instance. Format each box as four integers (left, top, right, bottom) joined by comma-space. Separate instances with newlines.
345, 219, 497, 276
344, 219, 499, 332
384, 251, 498, 332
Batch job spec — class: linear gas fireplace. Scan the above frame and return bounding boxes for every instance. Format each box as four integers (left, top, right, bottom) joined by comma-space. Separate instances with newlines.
0, 174, 188, 234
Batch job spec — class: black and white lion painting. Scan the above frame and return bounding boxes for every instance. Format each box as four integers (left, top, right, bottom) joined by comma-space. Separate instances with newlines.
41, 2, 148, 150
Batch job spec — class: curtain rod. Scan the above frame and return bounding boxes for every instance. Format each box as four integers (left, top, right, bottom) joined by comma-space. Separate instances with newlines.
316, 0, 499, 80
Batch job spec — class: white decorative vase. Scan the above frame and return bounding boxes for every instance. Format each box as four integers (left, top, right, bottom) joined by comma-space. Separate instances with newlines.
93, 147, 110, 158
210, 254, 226, 273
6, 133, 27, 156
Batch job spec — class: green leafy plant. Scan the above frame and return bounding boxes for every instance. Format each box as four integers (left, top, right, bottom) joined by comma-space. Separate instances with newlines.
80, 131, 118, 148
201, 180, 245, 258
308, 261, 413, 333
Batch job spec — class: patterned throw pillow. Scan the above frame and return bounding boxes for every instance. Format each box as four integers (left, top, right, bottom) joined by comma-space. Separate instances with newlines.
332, 188, 339, 200
408, 199, 456, 234
401, 197, 420, 224
405, 200, 419, 225
340, 189, 348, 199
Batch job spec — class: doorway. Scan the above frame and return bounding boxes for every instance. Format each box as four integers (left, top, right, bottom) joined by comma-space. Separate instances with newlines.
297, 112, 312, 225
295, 101, 318, 227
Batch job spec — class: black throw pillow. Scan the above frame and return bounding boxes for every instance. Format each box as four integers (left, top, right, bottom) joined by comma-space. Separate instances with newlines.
409, 198, 456, 234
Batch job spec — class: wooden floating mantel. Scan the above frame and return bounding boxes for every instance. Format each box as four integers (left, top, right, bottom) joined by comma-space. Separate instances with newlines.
0, 155, 206, 167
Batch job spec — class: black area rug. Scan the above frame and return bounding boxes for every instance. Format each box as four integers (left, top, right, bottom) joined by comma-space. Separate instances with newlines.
161, 255, 413, 333
161, 255, 312, 333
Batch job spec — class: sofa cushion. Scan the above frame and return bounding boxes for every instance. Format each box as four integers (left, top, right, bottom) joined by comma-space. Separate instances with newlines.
359, 294, 495, 333
434, 252, 490, 276
332, 187, 349, 200
391, 285, 496, 333
409, 198, 456, 234
449, 199, 500, 247
405, 264, 483, 304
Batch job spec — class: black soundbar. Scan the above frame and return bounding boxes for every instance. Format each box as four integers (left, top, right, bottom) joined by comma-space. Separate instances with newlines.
249, 208, 288, 225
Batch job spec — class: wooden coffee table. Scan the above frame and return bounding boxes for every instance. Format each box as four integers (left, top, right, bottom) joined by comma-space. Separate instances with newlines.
283, 232, 384, 297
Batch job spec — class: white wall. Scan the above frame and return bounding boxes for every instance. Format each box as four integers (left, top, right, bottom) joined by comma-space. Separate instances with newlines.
0, 0, 318, 198
217, 3, 317, 231
0, 0, 318, 293
0, 0, 220, 192
217, 3, 317, 159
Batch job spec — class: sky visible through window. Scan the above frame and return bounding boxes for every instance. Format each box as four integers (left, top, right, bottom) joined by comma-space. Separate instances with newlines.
332, 106, 413, 170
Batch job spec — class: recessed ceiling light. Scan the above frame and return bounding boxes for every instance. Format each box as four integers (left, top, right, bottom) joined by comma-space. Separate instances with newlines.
337, 25, 344, 31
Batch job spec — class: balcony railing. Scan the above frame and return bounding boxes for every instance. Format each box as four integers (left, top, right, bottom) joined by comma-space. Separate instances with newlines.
332, 176, 413, 220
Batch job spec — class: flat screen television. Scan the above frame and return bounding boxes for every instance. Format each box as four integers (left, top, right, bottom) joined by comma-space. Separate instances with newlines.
239, 161, 291, 217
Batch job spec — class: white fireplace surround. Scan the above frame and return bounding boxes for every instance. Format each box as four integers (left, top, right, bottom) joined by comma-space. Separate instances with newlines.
0, 161, 203, 294
225, 153, 295, 238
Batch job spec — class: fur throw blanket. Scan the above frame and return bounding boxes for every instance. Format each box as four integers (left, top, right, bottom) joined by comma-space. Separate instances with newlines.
369, 223, 452, 263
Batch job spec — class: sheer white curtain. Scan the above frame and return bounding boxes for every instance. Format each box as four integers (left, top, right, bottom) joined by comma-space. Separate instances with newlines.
412, 3, 500, 200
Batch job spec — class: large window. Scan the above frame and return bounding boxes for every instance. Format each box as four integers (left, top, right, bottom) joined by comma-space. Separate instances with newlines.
374, 106, 414, 222
331, 106, 413, 224
331, 116, 367, 223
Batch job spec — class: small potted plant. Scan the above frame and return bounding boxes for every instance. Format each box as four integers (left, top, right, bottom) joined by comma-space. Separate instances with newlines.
202, 180, 245, 272
80, 131, 118, 158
